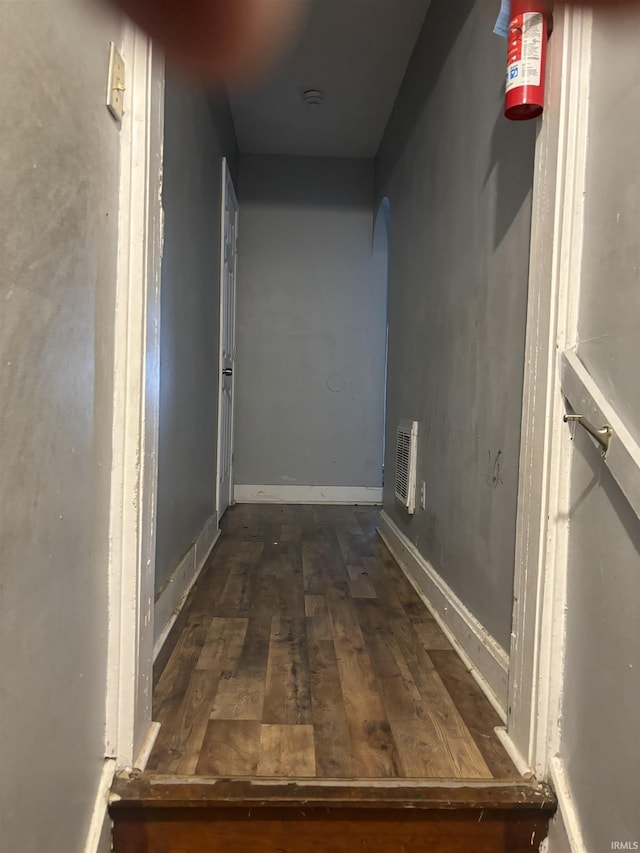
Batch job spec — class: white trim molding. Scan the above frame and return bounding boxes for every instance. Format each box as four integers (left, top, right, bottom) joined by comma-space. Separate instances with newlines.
494, 727, 533, 779
378, 512, 509, 718
83, 758, 117, 853
134, 722, 162, 773
106, 24, 165, 767
548, 755, 589, 852
153, 514, 220, 660
509, 5, 593, 775
234, 485, 383, 505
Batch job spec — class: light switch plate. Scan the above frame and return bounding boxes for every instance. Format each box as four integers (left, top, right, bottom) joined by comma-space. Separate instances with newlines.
106, 42, 125, 122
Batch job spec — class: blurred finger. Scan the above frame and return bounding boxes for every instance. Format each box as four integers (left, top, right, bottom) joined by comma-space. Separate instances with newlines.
112, 0, 304, 82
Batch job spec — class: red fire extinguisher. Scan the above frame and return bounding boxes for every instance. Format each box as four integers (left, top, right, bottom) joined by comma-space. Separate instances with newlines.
505, 0, 549, 121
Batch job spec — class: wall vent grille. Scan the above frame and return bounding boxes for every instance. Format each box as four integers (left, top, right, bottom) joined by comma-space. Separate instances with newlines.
395, 420, 418, 514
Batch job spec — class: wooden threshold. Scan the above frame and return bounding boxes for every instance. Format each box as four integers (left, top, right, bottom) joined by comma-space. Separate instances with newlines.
111, 771, 554, 809
110, 773, 555, 853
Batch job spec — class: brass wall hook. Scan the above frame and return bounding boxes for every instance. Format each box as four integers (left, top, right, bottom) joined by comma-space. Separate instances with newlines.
564, 414, 614, 456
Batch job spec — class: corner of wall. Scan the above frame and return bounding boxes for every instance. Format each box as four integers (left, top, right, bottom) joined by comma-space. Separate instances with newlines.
378, 511, 509, 717
153, 513, 220, 661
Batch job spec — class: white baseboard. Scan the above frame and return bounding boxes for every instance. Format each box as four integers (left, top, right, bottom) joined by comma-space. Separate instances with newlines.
134, 721, 161, 771
378, 511, 509, 719
233, 485, 383, 505
153, 513, 220, 661
494, 726, 533, 778
548, 755, 588, 852
84, 758, 116, 853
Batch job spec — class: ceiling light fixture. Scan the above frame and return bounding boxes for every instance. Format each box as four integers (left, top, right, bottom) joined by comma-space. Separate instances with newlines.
302, 89, 324, 107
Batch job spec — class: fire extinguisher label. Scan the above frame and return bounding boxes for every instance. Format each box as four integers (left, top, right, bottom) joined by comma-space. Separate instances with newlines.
506, 12, 544, 93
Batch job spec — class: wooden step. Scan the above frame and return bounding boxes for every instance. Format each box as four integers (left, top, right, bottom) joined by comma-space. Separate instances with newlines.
109, 774, 556, 852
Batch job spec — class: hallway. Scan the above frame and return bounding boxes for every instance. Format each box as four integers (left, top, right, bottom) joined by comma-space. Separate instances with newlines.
3, 0, 639, 848
147, 505, 519, 782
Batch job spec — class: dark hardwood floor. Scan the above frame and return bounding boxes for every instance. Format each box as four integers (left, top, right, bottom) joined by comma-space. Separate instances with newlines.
147, 504, 519, 781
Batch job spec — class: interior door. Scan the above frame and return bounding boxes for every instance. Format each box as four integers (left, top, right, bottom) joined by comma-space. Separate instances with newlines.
554, 8, 640, 851
217, 158, 239, 520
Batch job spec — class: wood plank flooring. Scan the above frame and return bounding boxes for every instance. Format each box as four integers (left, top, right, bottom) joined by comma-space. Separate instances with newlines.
147, 504, 519, 781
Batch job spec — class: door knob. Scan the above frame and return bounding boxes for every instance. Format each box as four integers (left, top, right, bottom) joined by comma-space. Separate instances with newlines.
222, 368, 233, 376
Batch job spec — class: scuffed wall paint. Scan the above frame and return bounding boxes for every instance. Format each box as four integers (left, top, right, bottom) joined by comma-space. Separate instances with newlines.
0, 2, 123, 851
375, 0, 537, 650
155, 75, 238, 593
576, 7, 640, 446
554, 10, 640, 851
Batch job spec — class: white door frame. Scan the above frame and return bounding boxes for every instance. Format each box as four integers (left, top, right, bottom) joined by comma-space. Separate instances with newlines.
215, 157, 239, 519
102, 2, 595, 786
507, 5, 593, 775
106, 23, 165, 767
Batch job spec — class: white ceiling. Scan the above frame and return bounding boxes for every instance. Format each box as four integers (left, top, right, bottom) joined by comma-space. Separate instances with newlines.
228, 0, 431, 159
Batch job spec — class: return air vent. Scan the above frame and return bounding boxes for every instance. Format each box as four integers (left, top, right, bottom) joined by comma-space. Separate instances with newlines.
395, 420, 418, 514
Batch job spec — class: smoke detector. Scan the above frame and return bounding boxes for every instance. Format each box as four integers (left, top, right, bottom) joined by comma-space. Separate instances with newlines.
302, 89, 324, 107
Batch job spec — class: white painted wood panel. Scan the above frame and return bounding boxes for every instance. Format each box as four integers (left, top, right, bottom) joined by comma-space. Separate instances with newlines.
106, 24, 164, 767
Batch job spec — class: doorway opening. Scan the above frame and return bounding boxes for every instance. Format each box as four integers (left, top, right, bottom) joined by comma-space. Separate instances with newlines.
216, 158, 239, 522
129, 3, 549, 843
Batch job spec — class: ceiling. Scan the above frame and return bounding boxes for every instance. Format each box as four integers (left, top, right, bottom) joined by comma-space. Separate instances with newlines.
227, 0, 431, 159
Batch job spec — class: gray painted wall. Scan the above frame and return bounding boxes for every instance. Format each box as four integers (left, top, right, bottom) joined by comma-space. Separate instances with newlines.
0, 3, 123, 851
546, 809, 572, 853
561, 436, 640, 851
553, 8, 640, 851
155, 76, 237, 593
234, 155, 387, 490
375, 0, 536, 651
577, 12, 640, 447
